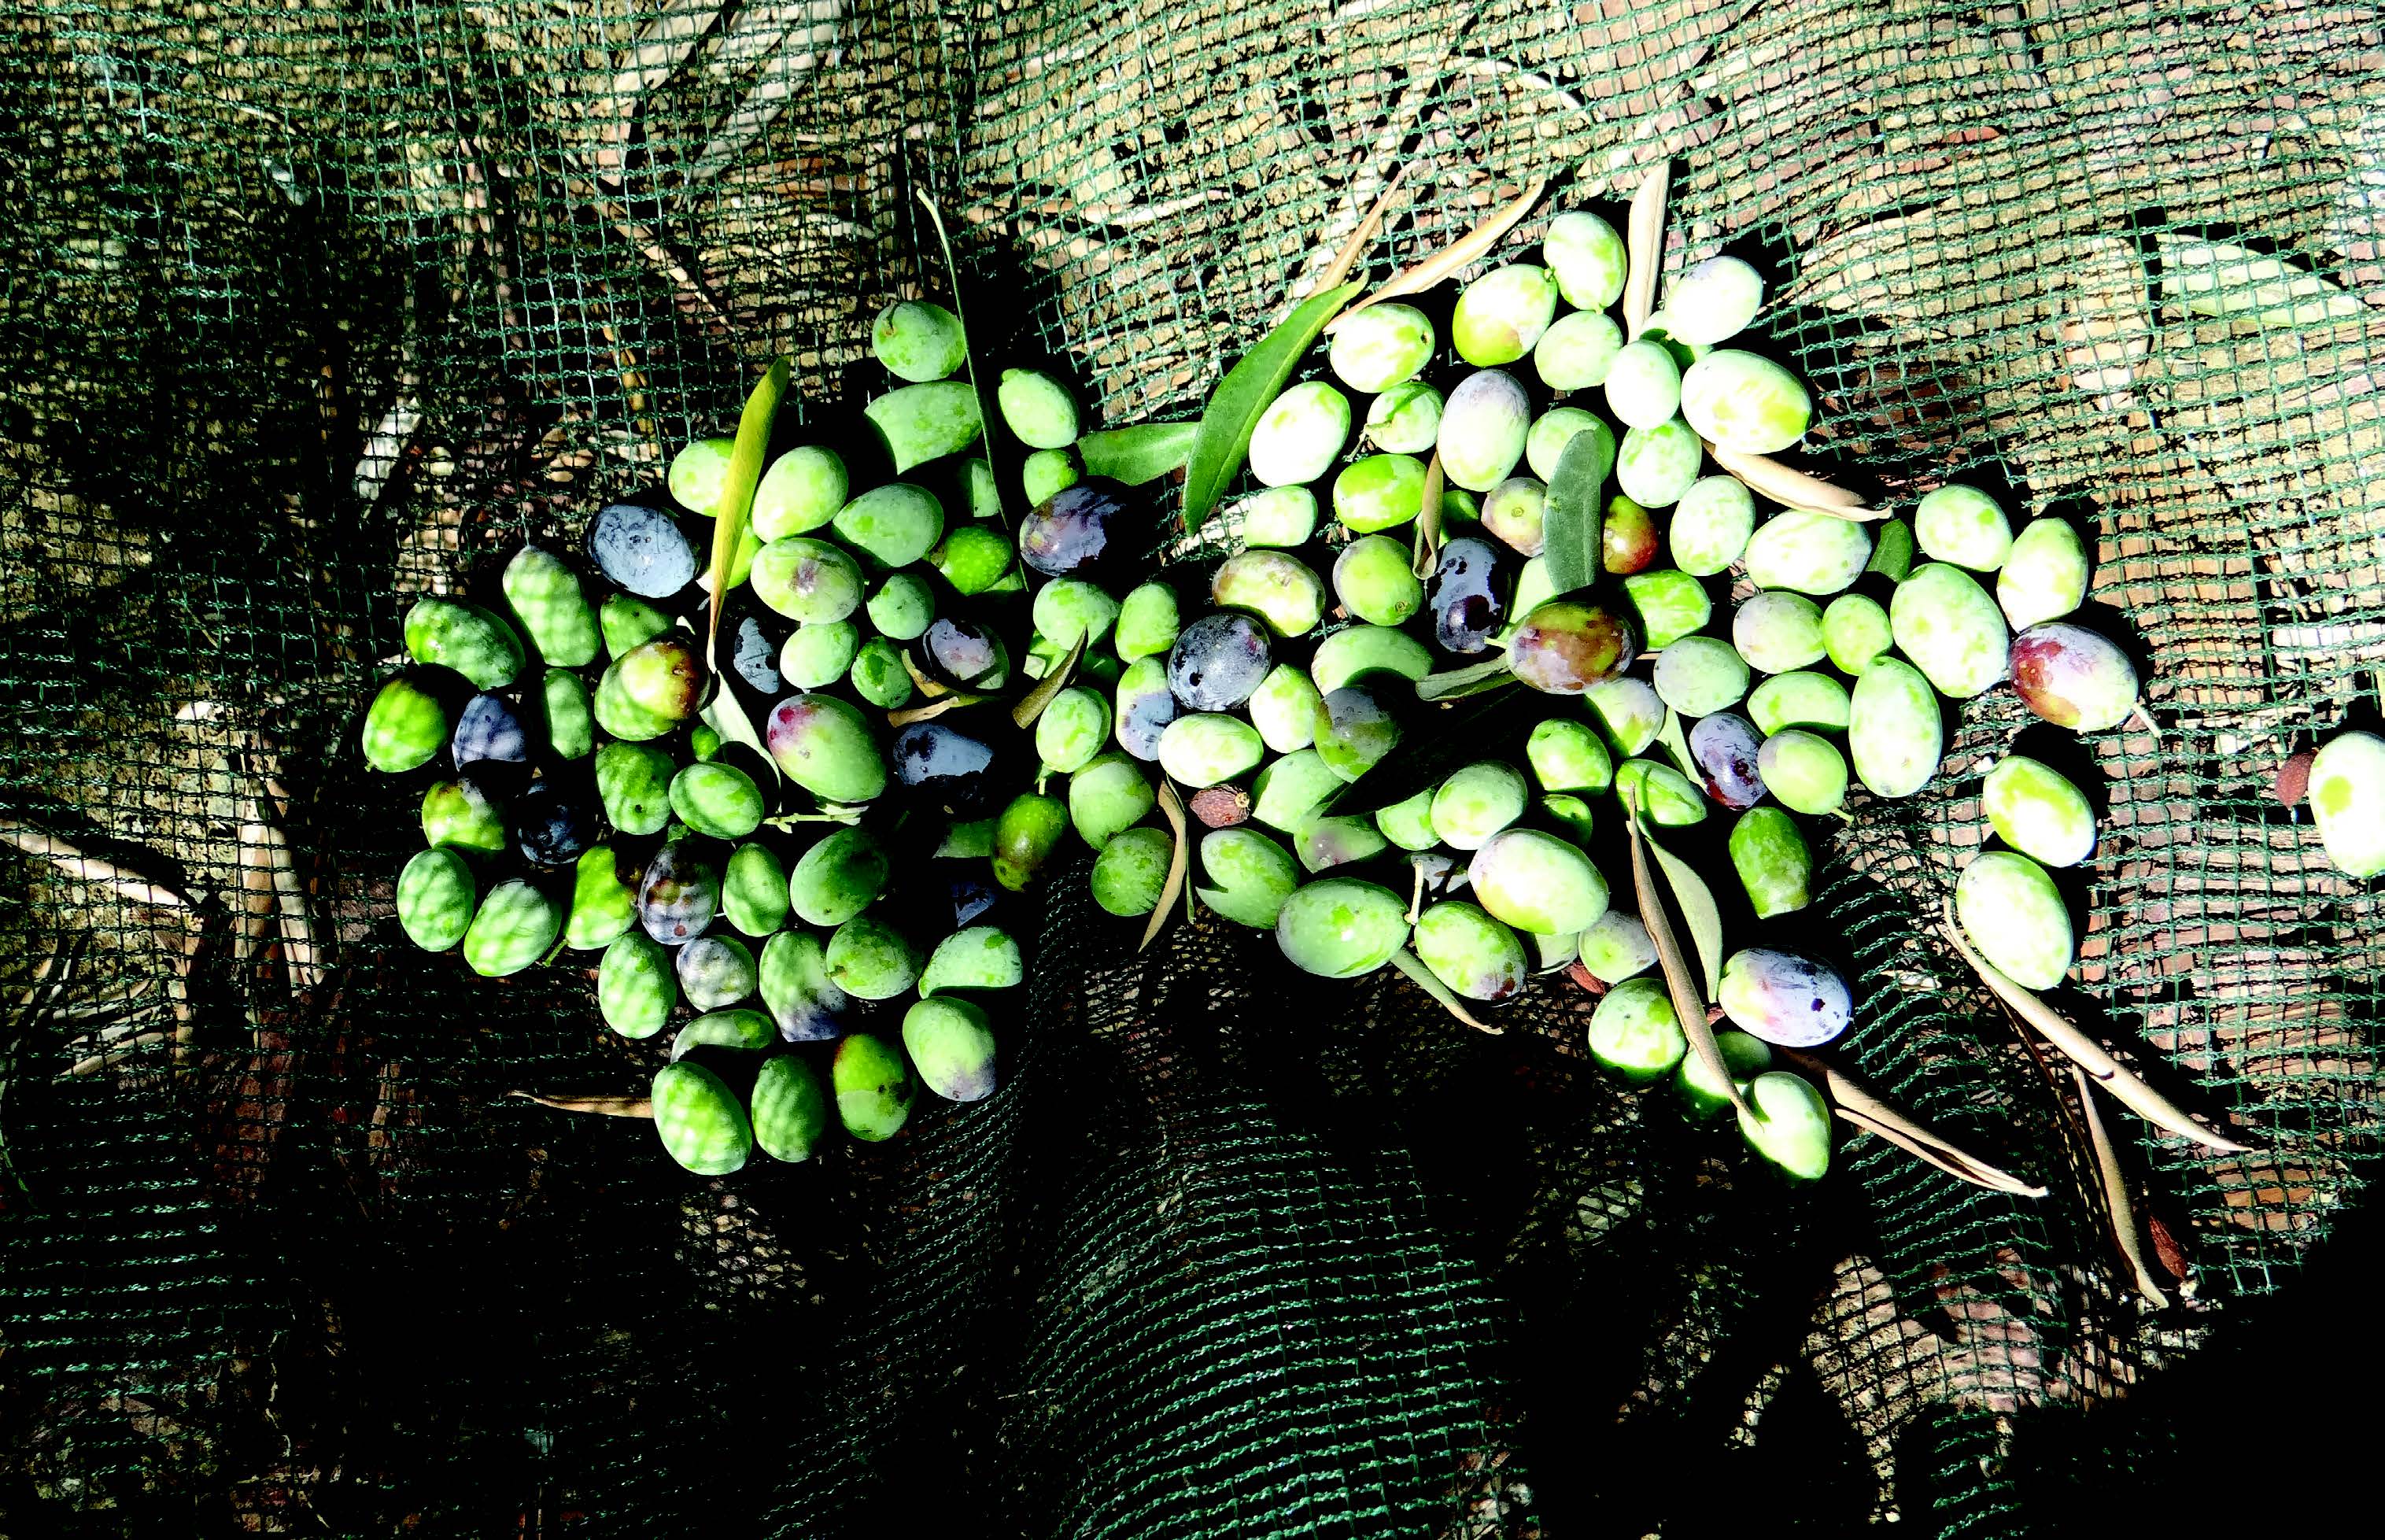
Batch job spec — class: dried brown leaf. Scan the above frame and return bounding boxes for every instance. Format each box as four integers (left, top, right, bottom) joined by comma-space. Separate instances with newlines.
508, 1091, 655, 1119
1706, 442, 1877, 518
1312, 159, 1409, 297
1785, 1048, 2047, 1197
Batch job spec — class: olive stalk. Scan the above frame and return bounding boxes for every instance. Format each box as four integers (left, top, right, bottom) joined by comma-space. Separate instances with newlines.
1939, 900, 2252, 1154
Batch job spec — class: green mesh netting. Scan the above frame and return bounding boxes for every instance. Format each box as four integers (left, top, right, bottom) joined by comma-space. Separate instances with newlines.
3, 0, 2382, 1534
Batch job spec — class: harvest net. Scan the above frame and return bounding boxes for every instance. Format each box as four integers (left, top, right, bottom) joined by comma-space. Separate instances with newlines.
2, 0, 2381, 1533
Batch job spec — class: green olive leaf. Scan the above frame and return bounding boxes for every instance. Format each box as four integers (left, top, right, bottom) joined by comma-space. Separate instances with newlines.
697, 356, 789, 788
1080, 422, 1196, 486
1390, 947, 1499, 1033
1010, 629, 1088, 729
1415, 656, 1518, 702
702, 355, 788, 670
1180, 279, 1363, 534
1541, 428, 1608, 596
1654, 707, 1697, 781
1644, 823, 1722, 1000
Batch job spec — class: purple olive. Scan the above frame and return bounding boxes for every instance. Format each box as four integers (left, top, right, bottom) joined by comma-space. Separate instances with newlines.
1688, 711, 1767, 811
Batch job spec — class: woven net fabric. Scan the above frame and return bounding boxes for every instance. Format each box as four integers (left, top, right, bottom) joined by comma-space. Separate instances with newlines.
2, 0, 2381, 1534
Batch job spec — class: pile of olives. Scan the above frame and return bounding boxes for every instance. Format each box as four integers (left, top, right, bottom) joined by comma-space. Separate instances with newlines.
986, 200, 2173, 1184
359, 299, 1102, 1173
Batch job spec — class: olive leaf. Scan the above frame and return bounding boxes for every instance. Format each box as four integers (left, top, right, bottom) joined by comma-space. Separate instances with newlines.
2072, 1062, 2173, 1308
916, 190, 1013, 527
1653, 708, 1697, 783
1391, 947, 1501, 1034
1415, 656, 1518, 702
1321, 685, 1545, 814
1780, 1047, 2047, 1197
701, 355, 788, 669
1622, 161, 1668, 339
1011, 629, 1088, 729
2151, 232, 2363, 327
1311, 159, 1410, 295
1623, 791, 1748, 1116
1325, 177, 1548, 334
1143, 780, 1190, 952
508, 1091, 655, 1118
1180, 279, 1363, 534
1411, 450, 1447, 578
1541, 429, 1607, 596
697, 356, 788, 787
1706, 441, 1877, 519
1080, 422, 1196, 486
1645, 824, 1722, 1000
1939, 899, 2253, 1153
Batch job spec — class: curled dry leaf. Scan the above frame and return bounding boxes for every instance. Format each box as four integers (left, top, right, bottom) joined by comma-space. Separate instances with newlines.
1310, 157, 1410, 297
1411, 450, 1446, 579
1324, 177, 1548, 334
888, 693, 991, 728
1565, 961, 1609, 999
